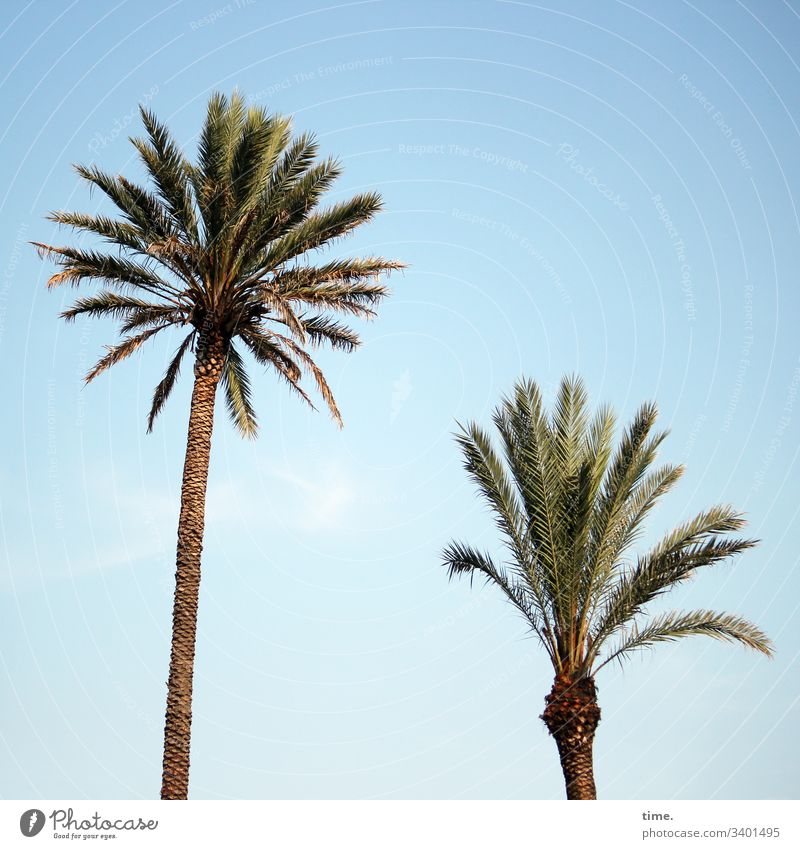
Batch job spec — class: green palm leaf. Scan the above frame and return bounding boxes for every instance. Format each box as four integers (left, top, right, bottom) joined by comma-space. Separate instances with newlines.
133, 107, 199, 242
60, 291, 165, 323
221, 342, 257, 438
596, 609, 773, 671
85, 325, 169, 383
258, 192, 384, 271
147, 333, 194, 432
299, 315, 360, 352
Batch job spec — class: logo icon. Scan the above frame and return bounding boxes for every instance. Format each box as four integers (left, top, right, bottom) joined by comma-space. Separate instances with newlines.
19, 809, 46, 837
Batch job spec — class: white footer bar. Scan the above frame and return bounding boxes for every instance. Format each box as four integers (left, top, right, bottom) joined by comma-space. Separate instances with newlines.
3, 800, 795, 848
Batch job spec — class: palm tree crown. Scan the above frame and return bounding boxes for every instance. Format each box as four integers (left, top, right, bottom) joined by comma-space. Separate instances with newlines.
35, 90, 403, 433
443, 375, 772, 798
444, 375, 772, 677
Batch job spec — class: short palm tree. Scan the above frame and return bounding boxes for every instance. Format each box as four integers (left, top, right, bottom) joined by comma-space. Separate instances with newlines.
35, 91, 403, 799
442, 375, 772, 799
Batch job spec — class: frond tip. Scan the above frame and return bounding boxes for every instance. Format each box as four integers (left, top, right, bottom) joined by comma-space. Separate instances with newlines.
442, 541, 503, 586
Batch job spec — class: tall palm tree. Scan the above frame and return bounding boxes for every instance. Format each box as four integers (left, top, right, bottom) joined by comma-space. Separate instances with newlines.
442, 375, 773, 799
35, 91, 403, 799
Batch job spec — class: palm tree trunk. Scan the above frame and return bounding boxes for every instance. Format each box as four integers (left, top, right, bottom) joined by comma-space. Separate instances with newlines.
541, 674, 601, 800
160, 326, 225, 800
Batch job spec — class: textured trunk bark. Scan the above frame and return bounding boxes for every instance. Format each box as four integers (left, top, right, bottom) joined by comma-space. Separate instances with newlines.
160, 327, 225, 800
541, 674, 601, 800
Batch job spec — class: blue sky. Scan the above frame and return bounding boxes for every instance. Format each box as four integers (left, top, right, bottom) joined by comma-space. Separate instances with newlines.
1, 0, 799, 800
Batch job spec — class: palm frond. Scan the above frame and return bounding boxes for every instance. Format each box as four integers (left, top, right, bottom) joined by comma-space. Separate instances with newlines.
60, 291, 162, 323
616, 464, 686, 553
550, 374, 590, 482
263, 131, 319, 208
277, 257, 402, 288
232, 156, 345, 281
443, 541, 556, 654
492, 381, 564, 612
73, 164, 161, 238
241, 329, 316, 411
571, 404, 616, 597
583, 403, 667, 611
299, 315, 360, 352
134, 106, 199, 241
192, 91, 232, 239
221, 342, 257, 437
116, 176, 199, 285
85, 325, 168, 383
147, 333, 194, 431
229, 107, 294, 221
74, 165, 175, 244
249, 155, 341, 250
275, 333, 341, 425
47, 211, 146, 252
578, 461, 686, 650
444, 540, 509, 587
267, 257, 401, 318
228, 130, 317, 267
280, 283, 388, 319
119, 304, 183, 333
259, 192, 384, 271
548, 375, 593, 618
257, 285, 307, 342
454, 420, 528, 562
595, 609, 774, 672
454, 415, 559, 649
242, 329, 301, 381
592, 402, 661, 541
32, 242, 181, 300
588, 525, 758, 663
651, 505, 748, 558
